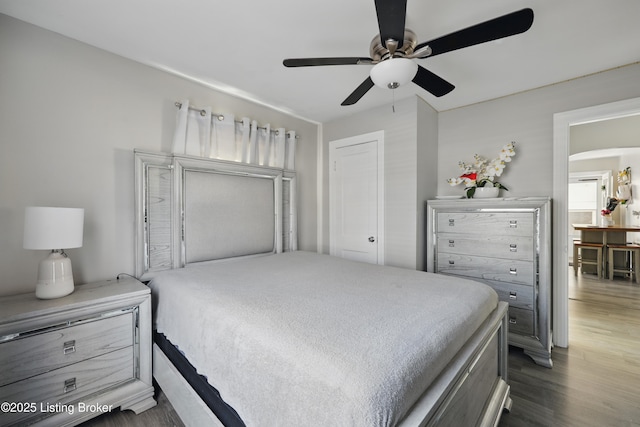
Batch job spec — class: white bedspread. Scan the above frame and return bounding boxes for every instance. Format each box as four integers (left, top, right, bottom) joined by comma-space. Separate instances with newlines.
148, 251, 498, 427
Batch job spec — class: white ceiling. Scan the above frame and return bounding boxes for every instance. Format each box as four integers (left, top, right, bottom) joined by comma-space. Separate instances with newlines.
1, 0, 639, 123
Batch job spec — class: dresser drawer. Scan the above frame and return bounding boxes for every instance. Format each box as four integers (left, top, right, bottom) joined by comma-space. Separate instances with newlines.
486, 280, 535, 310
0, 312, 133, 387
437, 254, 535, 286
507, 307, 535, 336
437, 212, 534, 236
0, 347, 134, 426
436, 235, 534, 261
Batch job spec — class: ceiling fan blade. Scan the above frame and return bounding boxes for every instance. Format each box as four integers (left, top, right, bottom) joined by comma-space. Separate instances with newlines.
415, 8, 534, 58
341, 77, 375, 106
412, 65, 455, 97
374, 0, 408, 49
283, 57, 373, 67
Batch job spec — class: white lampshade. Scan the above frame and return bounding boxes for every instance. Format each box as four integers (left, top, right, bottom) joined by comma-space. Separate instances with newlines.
23, 207, 84, 299
24, 207, 84, 250
370, 58, 418, 89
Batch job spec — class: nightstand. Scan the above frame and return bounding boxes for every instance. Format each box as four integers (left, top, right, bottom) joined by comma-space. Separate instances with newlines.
0, 277, 156, 426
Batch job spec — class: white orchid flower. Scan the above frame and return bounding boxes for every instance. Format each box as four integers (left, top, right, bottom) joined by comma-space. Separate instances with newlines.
447, 142, 516, 194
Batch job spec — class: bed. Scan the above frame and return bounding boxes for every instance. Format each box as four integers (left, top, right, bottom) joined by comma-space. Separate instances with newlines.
134, 150, 511, 426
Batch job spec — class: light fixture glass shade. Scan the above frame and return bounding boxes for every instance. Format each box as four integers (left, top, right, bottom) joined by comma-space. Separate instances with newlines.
23, 207, 84, 299
369, 58, 418, 89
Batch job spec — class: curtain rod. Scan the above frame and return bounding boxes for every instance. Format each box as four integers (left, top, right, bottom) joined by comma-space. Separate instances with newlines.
174, 101, 297, 137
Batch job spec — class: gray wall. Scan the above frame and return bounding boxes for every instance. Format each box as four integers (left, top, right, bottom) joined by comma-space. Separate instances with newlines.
323, 96, 438, 269
323, 61, 640, 270
416, 98, 439, 270
437, 62, 640, 198
0, 15, 319, 296
570, 115, 640, 155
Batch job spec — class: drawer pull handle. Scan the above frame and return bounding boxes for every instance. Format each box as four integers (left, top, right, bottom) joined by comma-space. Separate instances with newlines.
509, 291, 517, 300
509, 318, 517, 325
509, 244, 518, 252
63, 378, 76, 393
448, 240, 455, 247
509, 220, 518, 228
448, 260, 455, 265
63, 340, 76, 355
448, 219, 455, 226
509, 268, 517, 275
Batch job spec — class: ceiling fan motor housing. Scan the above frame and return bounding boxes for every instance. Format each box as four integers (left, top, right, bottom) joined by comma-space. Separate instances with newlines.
369, 29, 418, 61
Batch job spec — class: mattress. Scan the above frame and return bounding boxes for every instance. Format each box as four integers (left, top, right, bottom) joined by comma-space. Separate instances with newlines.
147, 251, 498, 426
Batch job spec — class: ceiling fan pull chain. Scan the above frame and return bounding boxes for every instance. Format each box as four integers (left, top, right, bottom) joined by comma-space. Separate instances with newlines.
392, 88, 396, 113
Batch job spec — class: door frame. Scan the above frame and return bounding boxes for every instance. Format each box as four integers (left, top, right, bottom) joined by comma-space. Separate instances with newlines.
553, 96, 640, 348
329, 131, 385, 264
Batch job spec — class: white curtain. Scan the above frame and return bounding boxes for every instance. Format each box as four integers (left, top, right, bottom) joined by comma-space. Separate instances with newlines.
211, 113, 235, 160
285, 131, 296, 170
172, 100, 211, 157
171, 100, 296, 170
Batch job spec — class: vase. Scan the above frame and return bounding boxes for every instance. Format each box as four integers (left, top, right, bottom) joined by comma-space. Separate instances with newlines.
472, 186, 500, 199
601, 215, 613, 226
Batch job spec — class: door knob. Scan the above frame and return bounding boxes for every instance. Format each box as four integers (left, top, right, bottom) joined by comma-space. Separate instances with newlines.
368, 236, 375, 242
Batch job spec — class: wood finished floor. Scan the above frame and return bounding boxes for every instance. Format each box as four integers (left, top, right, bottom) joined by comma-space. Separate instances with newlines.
82, 268, 640, 427
499, 268, 640, 427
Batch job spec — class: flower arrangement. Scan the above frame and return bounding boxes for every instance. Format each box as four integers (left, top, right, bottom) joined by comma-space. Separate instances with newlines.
601, 197, 618, 217
447, 142, 516, 198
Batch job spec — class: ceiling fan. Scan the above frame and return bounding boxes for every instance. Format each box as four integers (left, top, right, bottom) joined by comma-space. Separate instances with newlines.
283, 1, 534, 106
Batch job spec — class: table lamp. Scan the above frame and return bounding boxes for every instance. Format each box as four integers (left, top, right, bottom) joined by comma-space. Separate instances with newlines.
23, 207, 84, 299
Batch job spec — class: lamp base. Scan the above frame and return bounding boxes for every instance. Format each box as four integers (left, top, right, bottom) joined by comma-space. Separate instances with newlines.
35, 251, 75, 299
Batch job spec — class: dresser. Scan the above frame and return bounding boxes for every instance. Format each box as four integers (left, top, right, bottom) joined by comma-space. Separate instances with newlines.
0, 278, 156, 426
426, 197, 552, 367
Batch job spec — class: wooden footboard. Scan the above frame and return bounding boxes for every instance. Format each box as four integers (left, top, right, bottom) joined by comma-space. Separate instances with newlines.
153, 301, 510, 427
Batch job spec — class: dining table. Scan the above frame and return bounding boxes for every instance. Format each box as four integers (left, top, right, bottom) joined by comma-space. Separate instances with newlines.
572, 223, 640, 277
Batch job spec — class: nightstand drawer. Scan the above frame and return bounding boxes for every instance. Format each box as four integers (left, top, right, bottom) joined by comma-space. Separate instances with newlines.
0, 347, 134, 426
0, 311, 133, 387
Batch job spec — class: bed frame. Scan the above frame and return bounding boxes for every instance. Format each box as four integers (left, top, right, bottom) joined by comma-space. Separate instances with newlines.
133, 150, 511, 426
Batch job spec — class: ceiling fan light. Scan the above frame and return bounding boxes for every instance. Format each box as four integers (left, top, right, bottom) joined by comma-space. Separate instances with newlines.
370, 58, 418, 89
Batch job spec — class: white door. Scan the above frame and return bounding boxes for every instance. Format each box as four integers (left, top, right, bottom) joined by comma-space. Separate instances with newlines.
329, 131, 384, 264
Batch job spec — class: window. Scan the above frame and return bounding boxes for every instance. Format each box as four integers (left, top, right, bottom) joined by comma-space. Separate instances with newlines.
568, 180, 598, 226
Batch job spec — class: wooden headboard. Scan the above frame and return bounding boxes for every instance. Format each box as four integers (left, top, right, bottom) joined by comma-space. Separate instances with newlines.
134, 150, 297, 279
